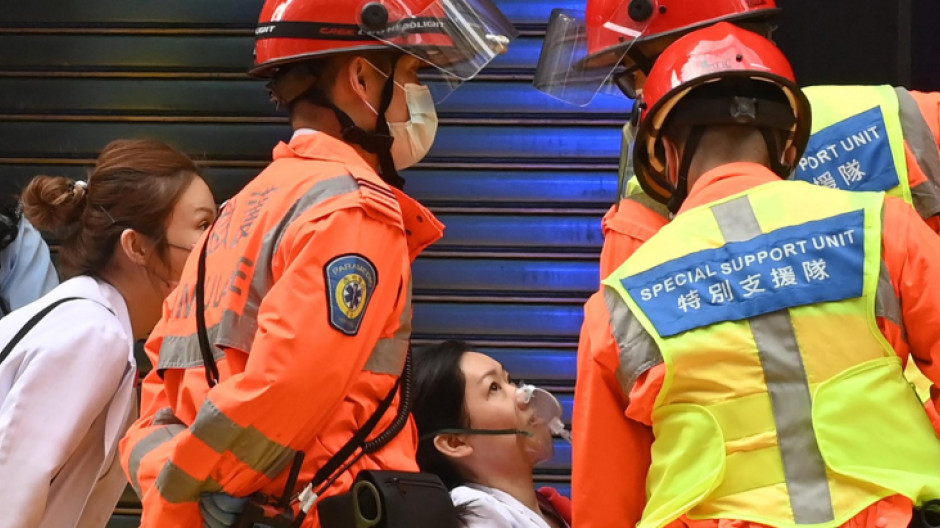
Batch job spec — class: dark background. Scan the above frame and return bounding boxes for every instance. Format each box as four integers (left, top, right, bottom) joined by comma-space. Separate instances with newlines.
775, 0, 940, 90
0, 1, 937, 526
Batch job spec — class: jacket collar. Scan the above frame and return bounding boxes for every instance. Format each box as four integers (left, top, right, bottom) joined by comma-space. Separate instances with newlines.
678, 162, 783, 215
274, 130, 444, 261
274, 129, 376, 173
392, 187, 444, 261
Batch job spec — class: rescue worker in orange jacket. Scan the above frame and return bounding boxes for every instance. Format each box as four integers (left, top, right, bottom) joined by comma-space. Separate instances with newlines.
118, 1, 517, 526
575, 23, 940, 528
536, 6, 940, 494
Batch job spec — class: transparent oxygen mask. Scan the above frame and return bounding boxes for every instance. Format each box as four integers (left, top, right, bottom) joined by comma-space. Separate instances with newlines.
515, 384, 571, 443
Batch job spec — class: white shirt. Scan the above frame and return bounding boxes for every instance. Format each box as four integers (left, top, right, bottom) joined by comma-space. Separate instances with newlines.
451, 484, 554, 528
0, 276, 137, 528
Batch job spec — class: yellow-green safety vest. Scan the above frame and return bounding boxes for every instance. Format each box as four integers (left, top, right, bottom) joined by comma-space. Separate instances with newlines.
796, 85, 939, 400
794, 85, 940, 220
603, 179, 940, 528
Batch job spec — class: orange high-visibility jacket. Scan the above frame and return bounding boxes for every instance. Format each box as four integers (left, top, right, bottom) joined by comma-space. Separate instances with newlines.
575, 162, 940, 528
119, 131, 443, 528
598, 200, 670, 283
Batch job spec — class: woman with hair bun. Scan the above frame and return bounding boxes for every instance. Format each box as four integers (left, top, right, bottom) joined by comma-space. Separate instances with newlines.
0, 138, 216, 528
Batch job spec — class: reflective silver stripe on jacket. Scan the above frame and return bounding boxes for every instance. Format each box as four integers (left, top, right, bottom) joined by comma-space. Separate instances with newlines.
875, 260, 903, 331
365, 278, 412, 375
896, 87, 940, 219
157, 174, 361, 370
189, 399, 295, 478
216, 173, 363, 353
153, 398, 295, 503
711, 196, 835, 524
606, 288, 663, 396
155, 461, 223, 504
127, 420, 186, 496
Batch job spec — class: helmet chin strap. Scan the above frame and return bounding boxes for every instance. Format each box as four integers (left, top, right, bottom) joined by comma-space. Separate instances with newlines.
290, 56, 405, 189
666, 125, 704, 214
665, 125, 790, 214
372, 62, 404, 189
759, 127, 790, 179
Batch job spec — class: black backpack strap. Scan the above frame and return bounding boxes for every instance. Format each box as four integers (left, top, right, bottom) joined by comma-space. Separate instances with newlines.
195, 225, 220, 388
307, 353, 407, 493
0, 297, 86, 365
290, 351, 412, 527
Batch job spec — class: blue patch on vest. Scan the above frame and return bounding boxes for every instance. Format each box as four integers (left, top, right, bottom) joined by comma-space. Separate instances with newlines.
621, 211, 866, 337
793, 106, 899, 193
325, 254, 378, 336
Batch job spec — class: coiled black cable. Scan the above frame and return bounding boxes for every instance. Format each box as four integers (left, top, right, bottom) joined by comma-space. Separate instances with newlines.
363, 349, 413, 453
290, 352, 414, 528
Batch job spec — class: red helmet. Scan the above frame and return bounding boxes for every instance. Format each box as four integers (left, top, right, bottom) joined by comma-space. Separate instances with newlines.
252, 0, 516, 81
533, 0, 777, 104
587, 0, 779, 67
633, 22, 811, 208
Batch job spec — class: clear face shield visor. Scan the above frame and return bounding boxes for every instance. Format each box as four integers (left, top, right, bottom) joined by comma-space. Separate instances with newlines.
358, 0, 518, 102
533, 7, 649, 107
617, 112, 640, 203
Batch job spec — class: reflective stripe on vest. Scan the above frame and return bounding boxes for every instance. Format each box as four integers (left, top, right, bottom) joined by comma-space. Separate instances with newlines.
709, 198, 832, 523
795, 85, 912, 204
603, 180, 940, 528
606, 258, 905, 403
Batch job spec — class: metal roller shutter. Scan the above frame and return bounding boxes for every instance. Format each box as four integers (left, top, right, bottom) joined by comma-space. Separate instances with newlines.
0, 1, 631, 522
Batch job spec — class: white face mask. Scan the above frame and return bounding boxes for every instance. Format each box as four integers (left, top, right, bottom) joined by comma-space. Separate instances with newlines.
388, 83, 438, 170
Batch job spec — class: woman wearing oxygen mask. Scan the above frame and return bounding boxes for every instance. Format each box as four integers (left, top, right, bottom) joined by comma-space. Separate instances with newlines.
0, 139, 216, 528
413, 341, 573, 528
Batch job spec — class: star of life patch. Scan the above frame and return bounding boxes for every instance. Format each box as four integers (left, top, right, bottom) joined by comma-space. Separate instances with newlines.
325, 254, 378, 336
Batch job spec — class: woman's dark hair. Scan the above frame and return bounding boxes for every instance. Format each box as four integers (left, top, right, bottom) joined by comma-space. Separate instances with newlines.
22, 138, 200, 279
413, 339, 475, 490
